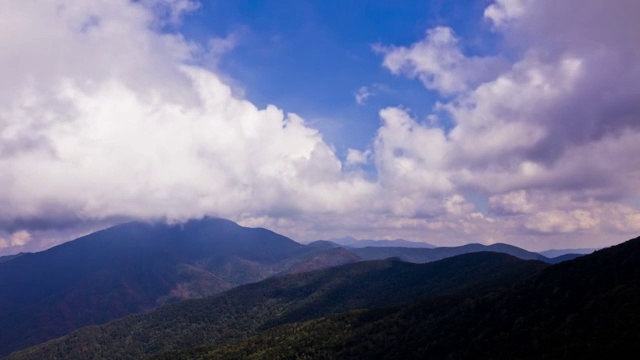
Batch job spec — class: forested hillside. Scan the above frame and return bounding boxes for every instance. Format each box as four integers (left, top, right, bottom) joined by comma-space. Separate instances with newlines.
9, 252, 545, 359
0, 218, 357, 355
158, 236, 640, 360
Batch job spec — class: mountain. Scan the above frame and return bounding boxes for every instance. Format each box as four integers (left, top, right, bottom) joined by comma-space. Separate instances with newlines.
325, 236, 436, 248
547, 253, 585, 263
0, 218, 358, 356
306, 240, 342, 248
313, 241, 582, 265
350, 242, 550, 263
171, 236, 640, 360
282, 247, 360, 274
539, 247, 599, 257
8, 252, 546, 359
0, 253, 27, 264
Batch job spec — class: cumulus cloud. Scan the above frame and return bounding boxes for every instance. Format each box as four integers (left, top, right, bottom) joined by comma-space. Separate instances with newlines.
489, 190, 534, 215
484, 0, 530, 28
375, 27, 507, 95
0, 230, 31, 248
524, 209, 598, 234
1, 0, 639, 255
374, 107, 451, 197
0, 0, 376, 252
345, 148, 370, 166
371, 0, 640, 248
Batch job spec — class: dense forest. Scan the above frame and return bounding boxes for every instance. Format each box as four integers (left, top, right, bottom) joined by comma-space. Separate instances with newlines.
10, 236, 640, 359
157, 235, 640, 359
0, 218, 358, 355
0, 217, 570, 356
8, 252, 545, 359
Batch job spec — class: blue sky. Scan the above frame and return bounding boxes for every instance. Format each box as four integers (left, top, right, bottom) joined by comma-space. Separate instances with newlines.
1, 0, 639, 254
176, 0, 494, 151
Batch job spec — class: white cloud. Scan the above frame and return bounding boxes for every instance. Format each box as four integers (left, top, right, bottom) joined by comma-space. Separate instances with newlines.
141, 0, 199, 25
375, 27, 506, 95
370, 0, 640, 248
0, 0, 377, 252
1, 0, 640, 255
206, 28, 249, 66
374, 107, 452, 195
484, 0, 529, 28
0, 230, 31, 248
354, 86, 372, 105
445, 194, 475, 216
489, 190, 534, 215
345, 148, 370, 166
524, 209, 598, 234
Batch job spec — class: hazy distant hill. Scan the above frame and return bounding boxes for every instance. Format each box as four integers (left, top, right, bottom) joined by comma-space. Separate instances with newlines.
350, 242, 550, 263
306, 240, 342, 249
9, 252, 546, 359
0, 218, 358, 356
282, 247, 360, 274
176, 236, 640, 360
539, 247, 599, 257
309, 241, 581, 265
322, 236, 436, 248
308, 238, 591, 266
546, 253, 584, 263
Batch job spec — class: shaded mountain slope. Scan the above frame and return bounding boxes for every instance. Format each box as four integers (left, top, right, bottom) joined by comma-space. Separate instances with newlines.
281, 247, 360, 274
547, 253, 584, 263
351, 242, 549, 263
0, 253, 27, 264
0, 218, 355, 355
177, 236, 640, 360
539, 247, 598, 257
9, 252, 546, 359
305, 240, 342, 249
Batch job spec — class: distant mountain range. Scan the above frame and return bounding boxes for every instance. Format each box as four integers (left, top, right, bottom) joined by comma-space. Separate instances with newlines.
17, 234, 635, 360
311, 241, 579, 265
311, 237, 594, 263
313, 236, 436, 248
0, 217, 601, 356
10, 252, 546, 359
538, 247, 599, 257
12, 235, 640, 359
165, 235, 640, 360
353, 242, 549, 261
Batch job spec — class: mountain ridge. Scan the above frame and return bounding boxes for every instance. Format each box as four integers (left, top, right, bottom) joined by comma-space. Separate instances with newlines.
8, 252, 547, 359
163, 235, 640, 359
0, 218, 358, 355
349, 242, 552, 264
538, 247, 599, 257
318, 236, 436, 248
0, 253, 28, 264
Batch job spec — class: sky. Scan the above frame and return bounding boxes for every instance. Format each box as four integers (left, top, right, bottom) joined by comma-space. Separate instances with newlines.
1, 0, 640, 254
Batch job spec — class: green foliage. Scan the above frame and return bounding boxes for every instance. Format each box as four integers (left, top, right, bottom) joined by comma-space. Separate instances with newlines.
8, 252, 545, 359
0, 218, 359, 355
161, 236, 640, 360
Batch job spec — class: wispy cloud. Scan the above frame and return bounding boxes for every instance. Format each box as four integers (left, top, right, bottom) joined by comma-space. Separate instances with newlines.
354, 86, 372, 105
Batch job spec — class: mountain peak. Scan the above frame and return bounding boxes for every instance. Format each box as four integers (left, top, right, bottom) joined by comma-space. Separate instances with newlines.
0, 217, 311, 355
